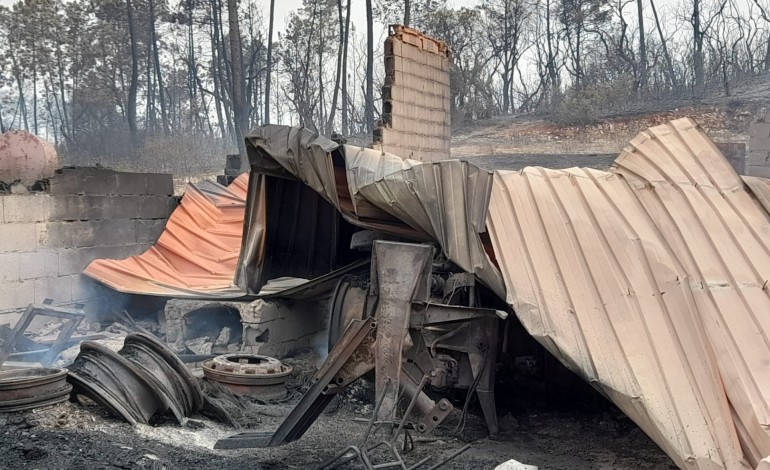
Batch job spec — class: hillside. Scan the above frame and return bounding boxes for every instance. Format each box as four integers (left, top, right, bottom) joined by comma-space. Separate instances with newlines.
453, 75, 770, 170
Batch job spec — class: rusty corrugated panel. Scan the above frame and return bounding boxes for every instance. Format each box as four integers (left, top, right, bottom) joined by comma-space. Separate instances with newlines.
236, 125, 504, 296
742, 176, 770, 211
344, 145, 503, 296
487, 118, 770, 469
83, 174, 250, 298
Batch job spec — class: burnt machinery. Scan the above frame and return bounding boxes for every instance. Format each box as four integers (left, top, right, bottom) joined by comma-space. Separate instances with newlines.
216, 240, 506, 449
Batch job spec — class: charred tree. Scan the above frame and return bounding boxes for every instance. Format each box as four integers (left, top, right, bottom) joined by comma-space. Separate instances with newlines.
126, 0, 140, 148
265, 0, 275, 124
365, 0, 374, 133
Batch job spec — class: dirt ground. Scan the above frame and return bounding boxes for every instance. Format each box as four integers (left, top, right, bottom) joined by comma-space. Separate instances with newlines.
0, 401, 676, 470
0, 370, 677, 470
452, 105, 751, 163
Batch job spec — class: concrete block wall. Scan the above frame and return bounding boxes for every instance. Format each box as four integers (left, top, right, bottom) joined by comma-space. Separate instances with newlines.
747, 115, 770, 178
373, 25, 451, 163
714, 142, 746, 175
164, 298, 330, 359
0, 168, 176, 321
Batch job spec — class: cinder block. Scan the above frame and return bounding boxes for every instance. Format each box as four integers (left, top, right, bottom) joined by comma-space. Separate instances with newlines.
116, 172, 173, 195
84, 220, 136, 246
240, 299, 328, 357
727, 156, 746, 175
390, 115, 407, 133
41, 219, 137, 248
19, 250, 59, 280
34, 275, 73, 304
0, 279, 34, 312
50, 168, 118, 195
136, 219, 167, 243
385, 36, 402, 57
746, 165, 770, 178
48, 169, 169, 197
0, 222, 38, 252
422, 39, 437, 54
139, 196, 177, 219
749, 122, 770, 139
50, 195, 94, 221
747, 150, 770, 166
2, 194, 53, 223
399, 39, 425, 63
400, 33, 421, 49
47, 194, 177, 221
143, 173, 174, 196
58, 243, 149, 275
103, 196, 145, 219
51, 195, 142, 221
116, 172, 152, 195
0, 252, 20, 282
750, 137, 770, 153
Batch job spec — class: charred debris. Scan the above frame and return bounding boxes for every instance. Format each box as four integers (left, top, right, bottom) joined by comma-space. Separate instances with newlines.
3, 26, 770, 470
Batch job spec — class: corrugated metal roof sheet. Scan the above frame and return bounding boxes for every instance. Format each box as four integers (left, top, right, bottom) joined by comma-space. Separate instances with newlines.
237, 126, 504, 296
83, 174, 249, 298
487, 118, 769, 469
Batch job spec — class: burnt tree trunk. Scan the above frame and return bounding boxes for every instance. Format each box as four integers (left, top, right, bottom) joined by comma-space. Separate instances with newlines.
637, 0, 647, 90
126, 0, 140, 148
365, 0, 374, 133
264, 0, 275, 124
228, 0, 247, 153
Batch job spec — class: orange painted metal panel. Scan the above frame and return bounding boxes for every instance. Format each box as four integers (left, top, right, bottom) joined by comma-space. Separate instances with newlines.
83, 174, 250, 298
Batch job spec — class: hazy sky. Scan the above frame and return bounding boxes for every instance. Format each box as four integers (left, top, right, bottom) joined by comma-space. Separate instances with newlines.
0, 0, 377, 33
0, 0, 472, 41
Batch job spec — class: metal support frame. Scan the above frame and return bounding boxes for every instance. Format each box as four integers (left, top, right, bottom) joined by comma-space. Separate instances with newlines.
215, 317, 378, 449
0, 302, 85, 367
370, 242, 433, 430
216, 240, 503, 452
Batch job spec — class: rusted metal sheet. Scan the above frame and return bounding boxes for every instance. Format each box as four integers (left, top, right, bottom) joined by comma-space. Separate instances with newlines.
67, 333, 203, 425
0, 130, 58, 184
0, 303, 85, 367
237, 126, 503, 297
83, 174, 249, 297
202, 354, 292, 400
487, 118, 770, 469
0, 368, 71, 413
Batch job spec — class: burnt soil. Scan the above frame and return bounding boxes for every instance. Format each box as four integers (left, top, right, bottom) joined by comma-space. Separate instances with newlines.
0, 378, 677, 470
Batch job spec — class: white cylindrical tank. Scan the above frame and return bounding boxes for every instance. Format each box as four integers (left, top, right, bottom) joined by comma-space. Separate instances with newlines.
0, 131, 58, 184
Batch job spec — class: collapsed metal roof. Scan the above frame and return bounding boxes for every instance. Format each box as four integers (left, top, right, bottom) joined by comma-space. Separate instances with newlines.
84, 118, 770, 468
487, 119, 770, 469
83, 174, 249, 297
236, 120, 770, 469
235, 125, 503, 296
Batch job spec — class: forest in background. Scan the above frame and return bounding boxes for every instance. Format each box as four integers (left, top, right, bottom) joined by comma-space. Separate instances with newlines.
1, 0, 769, 171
